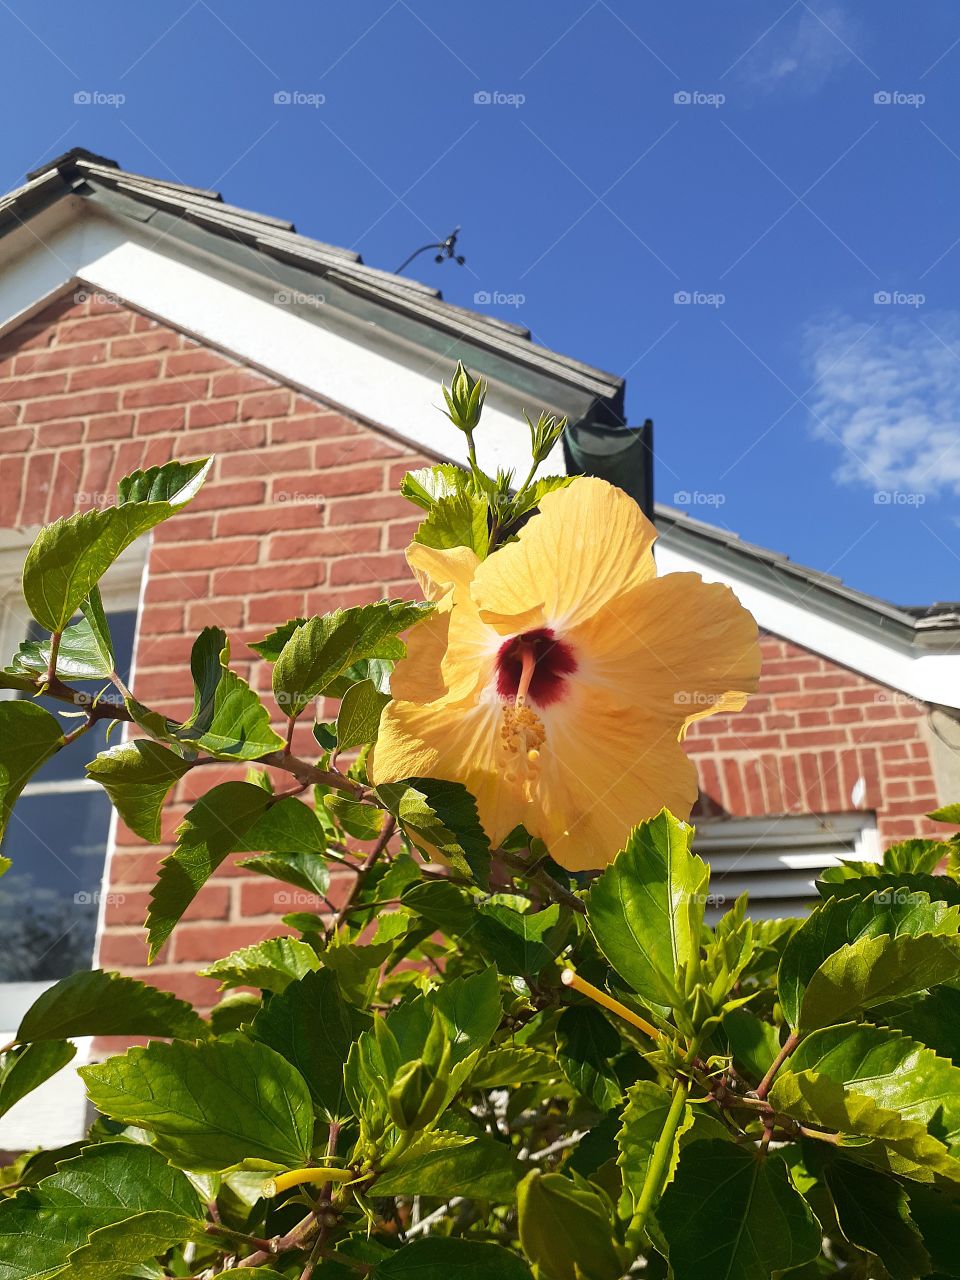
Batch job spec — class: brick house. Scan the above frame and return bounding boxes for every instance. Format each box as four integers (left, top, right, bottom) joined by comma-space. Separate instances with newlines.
0, 148, 958, 1147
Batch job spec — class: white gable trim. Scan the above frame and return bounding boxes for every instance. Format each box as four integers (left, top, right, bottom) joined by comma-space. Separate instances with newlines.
0, 205, 551, 480
655, 542, 960, 710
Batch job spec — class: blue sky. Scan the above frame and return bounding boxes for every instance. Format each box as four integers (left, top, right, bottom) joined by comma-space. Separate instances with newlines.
3, 1, 959, 603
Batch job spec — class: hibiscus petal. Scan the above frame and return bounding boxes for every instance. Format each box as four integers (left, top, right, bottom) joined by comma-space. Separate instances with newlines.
570, 572, 760, 728
471, 477, 657, 635
371, 696, 529, 847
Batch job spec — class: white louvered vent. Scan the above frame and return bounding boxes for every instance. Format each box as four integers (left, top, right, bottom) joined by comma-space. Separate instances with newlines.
693, 813, 881, 920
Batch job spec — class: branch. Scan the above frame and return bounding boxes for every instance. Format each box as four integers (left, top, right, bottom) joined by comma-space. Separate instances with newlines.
755, 1031, 800, 1101
332, 815, 398, 930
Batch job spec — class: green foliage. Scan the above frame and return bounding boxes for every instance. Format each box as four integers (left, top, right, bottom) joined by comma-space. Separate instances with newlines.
6, 377, 960, 1278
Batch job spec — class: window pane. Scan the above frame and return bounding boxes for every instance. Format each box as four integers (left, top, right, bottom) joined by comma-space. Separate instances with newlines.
0, 789, 113, 981
25, 609, 138, 783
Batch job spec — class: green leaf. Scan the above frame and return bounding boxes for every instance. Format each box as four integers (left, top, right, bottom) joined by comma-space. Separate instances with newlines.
199, 937, 320, 993
778, 888, 960, 1030
86, 740, 192, 842
7, 599, 113, 682
250, 968, 370, 1117
400, 880, 475, 935
884, 838, 950, 875
722, 1009, 781, 1083
323, 792, 385, 840
373, 1237, 533, 1280
413, 491, 489, 557
616, 1080, 692, 1218
908, 1185, 960, 1277
826, 1160, 930, 1280
473, 903, 567, 977
769, 1071, 960, 1182
235, 848, 330, 898
64, 1209, 202, 1280
587, 811, 708, 1008
798, 932, 960, 1032
789, 1021, 960, 1150
432, 966, 502, 1069
879, 986, 960, 1065
400, 463, 471, 511
508, 474, 574, 522
249, 616, 307, 662
658, 1141, 822, 1280
930, 803, 960, 825
273, 601, 433, 717
22, 458, 211, 632
376, 778, 490, 882
0, 1141, 201, 1280
818, 867, 960, 906
17, 970, 206, 1042
146, 785, 326, 959
468, 1046, 558, 1089
375, 1134, 521, 1200
170, 628, 284, 760
0, 702, 64, 843
80, 1037, 314, 1171
556, 1005, 622, 1110
0, 1041, 76, 1119
517, 1170, 624, 1280
323, 939, 395, 1007
336, 679, 391, 751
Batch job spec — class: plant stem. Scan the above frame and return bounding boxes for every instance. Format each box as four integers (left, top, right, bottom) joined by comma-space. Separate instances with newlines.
633, 1075, 690, 1233
43, 631, 62, 690
756, 1031, 800, 1101
332, 816, 397, 930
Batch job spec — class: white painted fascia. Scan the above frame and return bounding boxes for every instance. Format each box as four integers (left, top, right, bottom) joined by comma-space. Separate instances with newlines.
656, 541, 960, 710
0, 206, 556, 480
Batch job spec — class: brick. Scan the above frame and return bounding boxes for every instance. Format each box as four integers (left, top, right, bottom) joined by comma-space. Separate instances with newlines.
111, 330, 184, 357
220, 444, 312, 478
327, 494, 412, 524
165, 349, 230, 375
69, 358, 162, 390
87, 412, 136, 440
0, 456, 25, 524
189, 480, 266, 512
272, 465, 383, 502
329, 552, 409, 585
58, 313, 133, 342
144, 570, 210, 603
0, 371, 69, 399
268, 526, 380, 561
122, 378, 208, 408
172, 922, 289, 962
186, 399, 240, 429
217, 502, 323, 537
213, 561, 325, 594
271, 414, 343, 443
240, 390, 292, 420
154, 539, 259, 571
188, 598, 245, 629
210, 369, 271, 397
14, 341, 108, 373
23, 390, 119, 422
249, 593, 306, 624
239, 880, 327, 917
34, 420, 84, 447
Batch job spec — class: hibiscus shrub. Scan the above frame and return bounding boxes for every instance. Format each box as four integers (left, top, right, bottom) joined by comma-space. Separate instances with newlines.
1, 366, 960, 1279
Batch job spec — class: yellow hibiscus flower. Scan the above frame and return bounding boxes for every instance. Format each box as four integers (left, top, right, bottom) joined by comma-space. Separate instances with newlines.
371, 477, 760, 871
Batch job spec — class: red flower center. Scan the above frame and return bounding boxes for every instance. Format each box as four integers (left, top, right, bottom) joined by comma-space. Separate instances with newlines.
495, 627, 577, 707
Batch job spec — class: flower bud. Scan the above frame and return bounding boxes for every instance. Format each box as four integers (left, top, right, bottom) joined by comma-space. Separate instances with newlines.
387, 1058, 448, 1131
526, 410, 567, 464
442, 361, 487, 433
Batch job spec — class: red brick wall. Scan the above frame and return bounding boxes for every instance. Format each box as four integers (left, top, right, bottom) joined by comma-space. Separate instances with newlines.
0, 292, 428, 1010
0, 291, 944, 1015
688, 633, 942, 846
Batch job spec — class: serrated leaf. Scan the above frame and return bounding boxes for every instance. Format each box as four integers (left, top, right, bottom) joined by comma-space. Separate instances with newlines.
826, 1160, 931, 1280
250, 968, 370, 1117
376, 778, 490, 883
336, 679, 391, 752
778, 887, 960, 1029
170, 628, 284, 760
400, 463, 471, 511
7, 600, 113, 682
473, 902, 568, 978
879, 986, 960, 1065
468, 1046, 558, 1089
517, 1170, 623, 1280
199, 938, 320, 993
413, 491, 489, 557
64, 1209, 202, 1280
323, 792, 385, 840
769, 1069, 960, 1181
818, 867, 960, 905
147, 785, 326, 959
0, 1142, 201, 1280
22, 458, 211, 632
235, 848, 330, 898
375, 1134, 520, 1200
80, 1037, 314, 1171
400, 880, 475, 934
587, 810, 708, 1008
323, 940, 395, 1008
249, 616, 307, 662
273, 601, 433, 716
930, 803, 960, 825
86, 740, 192, 843
508, 474, 574, 521
0, 702, 64, 844
658, 1141, 821, 1280
17, 970, 206, 1042
884, 838, 950, 875
616, 1080, 692, 1218
556, 1005, 622, 1110
798, 931, 960, 1032
372, 1237, 533, 1280
0, 1041, 76, 1120
787, 1020, 960, 1150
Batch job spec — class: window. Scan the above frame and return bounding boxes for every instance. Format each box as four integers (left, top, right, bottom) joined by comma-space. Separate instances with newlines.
693, 813, 881, 919
0, 536, 145, 1008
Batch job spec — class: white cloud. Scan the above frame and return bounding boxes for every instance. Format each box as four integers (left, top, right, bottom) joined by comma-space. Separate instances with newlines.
805, 313, 960, 497
741, 6, 857, 95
